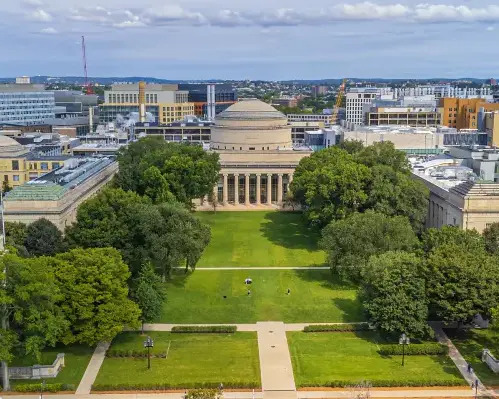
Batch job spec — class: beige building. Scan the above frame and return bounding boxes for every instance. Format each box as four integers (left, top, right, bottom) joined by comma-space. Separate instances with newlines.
200, 99, 312, 209
485, 111, 499, 146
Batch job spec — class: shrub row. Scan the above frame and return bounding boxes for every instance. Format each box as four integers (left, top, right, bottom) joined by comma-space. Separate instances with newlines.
303, 323, 371, 332
186, 388, 221, 399
106, 349, 166, 358
299, 379, 464, 388
13, 383, 75, 392
92, 381, 258, 391
171, 326, 237, 334
378, 343, 448, 356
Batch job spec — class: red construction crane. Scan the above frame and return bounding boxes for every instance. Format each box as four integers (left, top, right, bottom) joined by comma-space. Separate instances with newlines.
81, 35, 93, 95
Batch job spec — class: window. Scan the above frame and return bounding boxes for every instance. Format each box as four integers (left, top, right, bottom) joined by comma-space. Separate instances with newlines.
41, 162, 48, 170
249, 147, 255, 150
12, 160, 19, 170
3, 175, 8, 182
13, 175, 19, 182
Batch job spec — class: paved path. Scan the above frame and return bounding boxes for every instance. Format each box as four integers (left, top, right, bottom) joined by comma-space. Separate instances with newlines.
430, 323, 487, 394
256, 322, 297, 399
141, 322, 361, 332
75, 342, 110, 395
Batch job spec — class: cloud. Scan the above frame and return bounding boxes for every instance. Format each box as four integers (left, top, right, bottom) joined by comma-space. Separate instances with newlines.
40, 27, 57, 34
27, 8, 52, 22
23, 0, 43, 6
487, 26, 495, 31
64, 3, 499, 29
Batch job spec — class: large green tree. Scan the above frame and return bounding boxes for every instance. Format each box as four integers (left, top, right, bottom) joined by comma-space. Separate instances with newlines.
290, 147, 371, 226
4, 222, 28, 257
132, 263, 165, 332
421, 226, 485, 255
355, 141, 410, 174
361, 251, 430, 338
363, 165, 429, 232
52, 248, 140, 345
337, 140, 364, 155
320, 211, 419, 282
422, 244, 499, 325
24, 218, 64, 257
483, 222, 499, 255
115, 138, 220, 205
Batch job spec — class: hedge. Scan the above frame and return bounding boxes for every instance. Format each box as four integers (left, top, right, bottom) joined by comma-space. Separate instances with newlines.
92, 381, 259, 391
186, 388, 221, 399
299, 379, 464, 388
12, 383, 75, 392
170, 326, 237, 334
378, 343, 448, 356
106, 348, 167, 358
303, 323, 371, 332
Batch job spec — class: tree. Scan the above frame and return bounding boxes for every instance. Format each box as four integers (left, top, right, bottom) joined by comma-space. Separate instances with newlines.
320, 211, 419, 282
422, 244, 499, 325
4, 222, 28, 257
52, 248, 140, 345
361, 251, 430, 339
132, 264, 165, 333
483, 222, 499, 255
355, 141, 410, 174
24, 218, 64, 256
291, 147, 371, 226
421, 226, 485, 255
363, 165, 429, 232
115, 138, 220, 206
337, 140, 364, 154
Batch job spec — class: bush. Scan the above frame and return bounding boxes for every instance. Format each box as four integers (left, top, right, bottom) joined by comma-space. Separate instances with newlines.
378, 343, 448, 356
187, 388, 221, 399
13, 383, 75, 392
106, 349, 166, 358
171, 326, 237, 334
299, 379, 464, 388
303, 323, 370, 332
92, 381, 258, 391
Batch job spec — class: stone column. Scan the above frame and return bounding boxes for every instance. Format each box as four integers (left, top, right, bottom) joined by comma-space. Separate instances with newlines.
256, 174, 261, 205
234, 173, 239, 204
267, 173, 272, 205
245, 174, 250, 206
212, 184, 218, 204
277, 174, 283, 204
223, 174, 228, 205
288, 173, 294, 184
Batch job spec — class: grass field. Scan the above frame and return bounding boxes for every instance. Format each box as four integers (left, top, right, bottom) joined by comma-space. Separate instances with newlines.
160, 269, 363, 323
95, 332, 260, 388
195, 211, 326, 267
10, 345, 94, 389
288, 331, 464, 387
445, 328, 499, 387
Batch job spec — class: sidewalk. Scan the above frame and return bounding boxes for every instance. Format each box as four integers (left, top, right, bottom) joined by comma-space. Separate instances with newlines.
75, 342, 110, 395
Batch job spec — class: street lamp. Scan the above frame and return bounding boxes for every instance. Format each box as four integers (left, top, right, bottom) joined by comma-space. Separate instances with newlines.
143, 336, 154, 370
399, 333, 410, 366
39, 380, 46, 399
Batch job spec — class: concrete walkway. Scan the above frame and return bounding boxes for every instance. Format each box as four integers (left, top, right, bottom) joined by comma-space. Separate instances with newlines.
75, 342, 110, 395
430, 323, 487, 393
256, 322, 297, 399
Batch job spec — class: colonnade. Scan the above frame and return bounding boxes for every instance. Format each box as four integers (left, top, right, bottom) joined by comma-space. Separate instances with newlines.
210, 172, 293, 206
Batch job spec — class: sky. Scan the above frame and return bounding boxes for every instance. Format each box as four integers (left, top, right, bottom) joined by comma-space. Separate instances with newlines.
0, 0, 498, 80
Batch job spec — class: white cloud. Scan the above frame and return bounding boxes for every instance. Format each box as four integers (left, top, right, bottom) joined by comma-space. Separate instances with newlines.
337, 2, 411, 20
23, 0, 43, 6
142, 5, 207, 26
414, 4, 499, 22
40, 27, 57, 34
487, 26, 495, 31
27, 9, 52, 22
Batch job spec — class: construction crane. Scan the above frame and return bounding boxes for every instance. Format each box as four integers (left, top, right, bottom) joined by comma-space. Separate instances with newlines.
331, 79, 346, 125
81, 35, 93, 95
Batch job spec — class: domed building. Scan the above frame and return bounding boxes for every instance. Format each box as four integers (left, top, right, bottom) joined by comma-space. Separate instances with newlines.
204, 99, 312, 208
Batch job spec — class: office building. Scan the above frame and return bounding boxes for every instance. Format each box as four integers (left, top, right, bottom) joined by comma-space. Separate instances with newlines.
134, 116, 212, 144
311, 86, 328, 97
484, 111, 499, 146
178, 84, 237, 118
100, 83, 194, 124
365, 97, 441, 127
346, 88, 393, 125
54, 90, 99, 119
0, 84, 55, 125
272, 97, 299, 108
440, 98, 499, 130
4, 157, 118, 229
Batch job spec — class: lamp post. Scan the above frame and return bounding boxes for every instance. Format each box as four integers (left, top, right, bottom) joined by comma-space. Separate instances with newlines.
143, 336, 154, 370
40, 380, 46, 399
399, 333, 410, 366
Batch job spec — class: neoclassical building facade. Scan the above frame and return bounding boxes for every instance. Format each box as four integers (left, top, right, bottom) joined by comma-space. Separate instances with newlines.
199, 99, 312, 209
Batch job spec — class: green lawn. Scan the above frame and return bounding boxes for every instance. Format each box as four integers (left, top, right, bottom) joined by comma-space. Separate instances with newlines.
95, 332, 260, 389
288, 331, 465, 387
10, 345, 94, 389
445, 328, 499, 387
195, 211, 326, 267
161, 269, 363, 323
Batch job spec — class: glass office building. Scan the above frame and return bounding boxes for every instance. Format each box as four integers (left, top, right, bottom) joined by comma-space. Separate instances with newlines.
0, 85, 55, 125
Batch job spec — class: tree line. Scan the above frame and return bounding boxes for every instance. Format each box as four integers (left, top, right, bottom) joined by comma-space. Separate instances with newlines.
291, 140, 499, 339
1, 138, 221, 390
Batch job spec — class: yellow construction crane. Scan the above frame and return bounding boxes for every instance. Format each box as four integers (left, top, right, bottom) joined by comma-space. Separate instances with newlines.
331, 79, 346, 125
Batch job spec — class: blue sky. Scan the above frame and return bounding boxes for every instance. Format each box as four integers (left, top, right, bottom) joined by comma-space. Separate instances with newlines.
0, 0, 498, 80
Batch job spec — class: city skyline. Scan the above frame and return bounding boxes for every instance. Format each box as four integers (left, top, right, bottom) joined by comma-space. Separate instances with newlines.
1, 0, 499, 80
